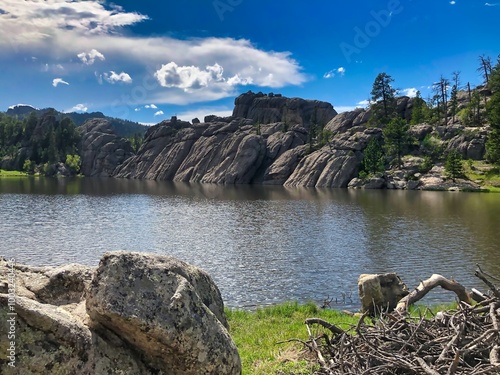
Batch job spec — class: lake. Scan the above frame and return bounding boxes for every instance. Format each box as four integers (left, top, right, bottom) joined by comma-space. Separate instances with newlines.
1, 177, 499, 310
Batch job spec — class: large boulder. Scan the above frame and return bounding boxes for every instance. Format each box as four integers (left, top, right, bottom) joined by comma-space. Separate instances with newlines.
358, 273, 409, 314
0, 253, 241, 375
79, 119, 135, 177
87, 252, 240, 375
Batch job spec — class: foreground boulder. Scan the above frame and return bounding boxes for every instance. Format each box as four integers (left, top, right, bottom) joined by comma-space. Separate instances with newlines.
0, 252, 241, 375
87, 252, 240, 375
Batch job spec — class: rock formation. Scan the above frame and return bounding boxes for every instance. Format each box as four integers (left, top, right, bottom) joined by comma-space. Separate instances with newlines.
79, 119, 135, 177
0, 252, 241, 375
109, 90, 492, 191
232, 91, 337, 128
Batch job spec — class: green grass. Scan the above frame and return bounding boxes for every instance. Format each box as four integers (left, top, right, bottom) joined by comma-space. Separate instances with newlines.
226, 302, 360, 375
464, 161, 500, 192
226, 302, 461, 375
0, 169, 27, 177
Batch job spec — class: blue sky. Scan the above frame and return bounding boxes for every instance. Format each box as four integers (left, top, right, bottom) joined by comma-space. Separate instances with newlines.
0, 0, 499, 124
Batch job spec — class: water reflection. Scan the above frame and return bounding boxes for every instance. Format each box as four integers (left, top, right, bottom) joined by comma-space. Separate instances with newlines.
0, 177, 499, 310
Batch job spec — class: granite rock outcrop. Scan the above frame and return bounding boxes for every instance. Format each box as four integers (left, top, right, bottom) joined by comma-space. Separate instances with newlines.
0, 252, 241, 375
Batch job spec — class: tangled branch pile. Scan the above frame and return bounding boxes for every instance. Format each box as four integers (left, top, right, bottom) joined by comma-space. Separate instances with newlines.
303, 269, 500, 374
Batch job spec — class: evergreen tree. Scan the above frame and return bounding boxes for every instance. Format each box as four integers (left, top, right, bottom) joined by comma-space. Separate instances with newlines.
362, 137, 385, 175
485, 55, 500, 164
410, 91, 426, 125
370, 72, 396, 124
449, 71, 461, 123
445, 150, 464, 180
383, 117, 410, 167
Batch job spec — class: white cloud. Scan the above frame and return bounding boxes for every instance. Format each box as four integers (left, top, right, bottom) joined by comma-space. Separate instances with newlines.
77, 49, 105, 65
0, 0, 148, 43
134, 108, 141, 112
155, 62, 225, 91
450, 1, 456, 4
0, 1, 307, 105
357, 100, 371, 107
227, 74, 253, 86
335, 106, 358, 113
66, 103, 88, 112
485, 2, 498, 5
323, 67, 346, 79
175, 107, 234, 123
52, 78, 69, 87
400, 88, 418, 97
103, 71, 132, 84
323, 70, 335, 79
154, 110, 164, 116
145, 104, 157, 109
8, 103, 38, 110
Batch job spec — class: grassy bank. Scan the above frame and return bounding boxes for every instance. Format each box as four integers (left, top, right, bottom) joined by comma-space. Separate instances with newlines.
464, 161, 500, 192
226, 302, 360, 375
0, 169, 27, 177
226, 302, 457, 375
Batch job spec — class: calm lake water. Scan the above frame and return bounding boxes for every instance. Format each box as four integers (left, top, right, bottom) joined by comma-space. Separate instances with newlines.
1, 177, 499, 310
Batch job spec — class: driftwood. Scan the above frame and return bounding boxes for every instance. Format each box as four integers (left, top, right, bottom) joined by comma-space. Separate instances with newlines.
293, 269, 500, 374
395, 274, 472, 314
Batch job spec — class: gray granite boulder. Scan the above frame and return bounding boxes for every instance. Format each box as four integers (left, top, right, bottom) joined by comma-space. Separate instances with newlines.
86, 252, 241, 375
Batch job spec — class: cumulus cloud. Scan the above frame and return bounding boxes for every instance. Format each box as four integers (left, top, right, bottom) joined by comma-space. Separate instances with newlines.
0, 0, 148, 44
323, 67, 346, 79
450, 1, 456, 4
52, 78, 69, 87
485, 2, 498, 5
66, 103, 88, 112
0, 1, 307, 105
154, 110, 164, 116
103, 71, 132, 84
400, 88, 418, 97
155, 62, 225, 91
145, 104, 157, 109
77, 49, 105, 65
357, 100, 371, 107
227, 74, 253, 86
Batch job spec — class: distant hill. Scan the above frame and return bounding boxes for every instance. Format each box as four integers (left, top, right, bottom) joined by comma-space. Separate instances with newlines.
5, 105, 148, 138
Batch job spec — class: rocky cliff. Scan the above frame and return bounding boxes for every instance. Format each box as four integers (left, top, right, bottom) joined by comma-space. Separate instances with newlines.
112, 91, 490, 191
79, 119, 135, 177
0, 252, 241, 375
232, 91, 337, 128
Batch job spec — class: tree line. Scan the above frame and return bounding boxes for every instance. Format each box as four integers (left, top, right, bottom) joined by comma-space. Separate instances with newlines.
0, 110, 81, 174
361, 53, 500, 180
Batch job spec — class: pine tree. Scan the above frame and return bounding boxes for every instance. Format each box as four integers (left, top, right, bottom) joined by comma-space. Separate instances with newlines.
410, 91, 426, 125
362, 137, 385, 175
485, 55, 500, 164
445, 150, 464, 180
478, 54, 493, 85
450, 71, 461, 123
383, 117, 410, 167
370, 73, 396, 124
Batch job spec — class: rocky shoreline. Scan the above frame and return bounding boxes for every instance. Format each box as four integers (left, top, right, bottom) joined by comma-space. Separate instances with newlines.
6, 90, 492, 192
